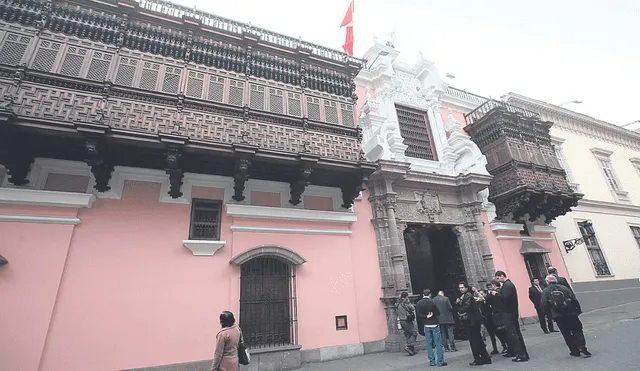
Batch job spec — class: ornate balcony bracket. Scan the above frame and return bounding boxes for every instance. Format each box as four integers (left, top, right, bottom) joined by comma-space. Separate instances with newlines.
165, 147, 184, 199
4, 136, 34, 186
340, 173, 367, 209
231, 145, 257, 202
289, 156, 318, 206
83, 138, 114, 193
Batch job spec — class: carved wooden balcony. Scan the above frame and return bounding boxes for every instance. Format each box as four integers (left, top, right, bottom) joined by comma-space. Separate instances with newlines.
0, 0, 374, 208
464, 100, 583, 223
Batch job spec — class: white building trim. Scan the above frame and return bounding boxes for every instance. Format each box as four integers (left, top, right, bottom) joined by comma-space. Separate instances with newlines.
182, 240, 226, 256
0, 188, 95, 208
225, 204, 357, 223
489, 222, 524, 232
0, 214, 81, 224
230, 225, 352, 236
575, 198, 640, 218
495, 235, 555, 241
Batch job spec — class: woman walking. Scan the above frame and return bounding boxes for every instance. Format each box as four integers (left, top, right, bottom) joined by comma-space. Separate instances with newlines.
211, 311, 243, 371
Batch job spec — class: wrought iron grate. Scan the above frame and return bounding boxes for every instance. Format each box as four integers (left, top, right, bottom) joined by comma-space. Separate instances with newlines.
395, 105, 436, 161
240, 257, 298, 349
189, 199, 221, 240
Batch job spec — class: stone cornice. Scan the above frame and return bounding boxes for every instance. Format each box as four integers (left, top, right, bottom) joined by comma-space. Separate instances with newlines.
0, 188, 96, 208
504, 93, 640, 152
575, 198, 640, 218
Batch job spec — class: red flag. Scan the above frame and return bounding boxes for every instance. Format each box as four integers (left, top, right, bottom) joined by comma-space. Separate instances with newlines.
340, 0, 354, 28
340, 0, 354, 56
342, 26, 354, 56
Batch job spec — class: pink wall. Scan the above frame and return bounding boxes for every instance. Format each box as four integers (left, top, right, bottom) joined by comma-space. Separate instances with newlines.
0, 207, 77, 371
481, 212, 570, 319
0, 180, 386, 371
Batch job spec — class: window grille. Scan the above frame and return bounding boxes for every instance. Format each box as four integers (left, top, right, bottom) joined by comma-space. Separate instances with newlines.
162, 66, 181, 94
0, 34, 31, 66
631, 226, 640, 250
250, 84, 265, 111
578, 221, 611, 276
395, 105, 437, 161
240, 257, 298, 349
207, 76, 225, 102
228, 80, 244, 106
32, 40, 61, 72
269, 88, 283, 114
287, 93, 301, 117
86, 52, 112, 82
189, 199, 222, 240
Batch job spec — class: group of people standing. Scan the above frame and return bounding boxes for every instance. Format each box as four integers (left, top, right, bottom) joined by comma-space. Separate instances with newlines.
396, 267, 592, 367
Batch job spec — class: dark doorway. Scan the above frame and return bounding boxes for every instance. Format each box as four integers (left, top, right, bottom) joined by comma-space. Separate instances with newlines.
404, 224, 468, 339
523, 253, 551, 282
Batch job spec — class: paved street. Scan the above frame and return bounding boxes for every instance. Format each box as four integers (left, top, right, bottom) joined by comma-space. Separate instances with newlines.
300, 301, 640, 371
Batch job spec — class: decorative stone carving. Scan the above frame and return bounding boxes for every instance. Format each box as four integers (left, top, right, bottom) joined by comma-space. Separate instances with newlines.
415, 191, 442, 221
444, 108, 462, 134
478, 188, 497, 222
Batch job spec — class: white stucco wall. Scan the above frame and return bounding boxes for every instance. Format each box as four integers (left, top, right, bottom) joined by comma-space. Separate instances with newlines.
550, 125, 640, 282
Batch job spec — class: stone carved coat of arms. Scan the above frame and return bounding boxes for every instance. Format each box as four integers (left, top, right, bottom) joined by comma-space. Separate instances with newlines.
415, 191, 442, 221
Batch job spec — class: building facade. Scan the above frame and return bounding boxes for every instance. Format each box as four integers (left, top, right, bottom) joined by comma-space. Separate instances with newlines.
355, 39, 577, 349
505, 93, 640, 311
0, 1, 388, 370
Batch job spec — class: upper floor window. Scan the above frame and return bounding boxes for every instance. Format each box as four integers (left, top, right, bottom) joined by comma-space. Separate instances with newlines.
189, 199, 222, 240
631, 226, 640, 250
631, 158, 640, 180
577, 221, 612, 276
395, 105, 437, 161
551, 137, 580, 192
590, 148, 629, 203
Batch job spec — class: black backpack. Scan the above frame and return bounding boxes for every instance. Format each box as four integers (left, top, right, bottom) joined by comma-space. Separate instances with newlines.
549, 286, 572, 311
398, 302, 416, 321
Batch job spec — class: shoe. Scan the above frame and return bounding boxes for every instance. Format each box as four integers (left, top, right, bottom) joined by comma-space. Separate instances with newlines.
451, 347, 458, 352
550, 329, 559, 333
581, 348, 592, 357
469, 361, 484, 366
502, 353, 516, 358
570, 352, 581, 357
404, 346, 414, 356
512, 357, 529, 362
490, 349, 499, 355
438, 362, 448, 367
483, 359, 492, 365
543, 329, 550, 334
430, 363, 436, 367
444, 348, 450, 352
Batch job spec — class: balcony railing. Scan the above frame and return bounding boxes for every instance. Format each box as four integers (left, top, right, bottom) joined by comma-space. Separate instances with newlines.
464, 99, 539, 126
445, 86, 489, 106
135, 0, 361, 64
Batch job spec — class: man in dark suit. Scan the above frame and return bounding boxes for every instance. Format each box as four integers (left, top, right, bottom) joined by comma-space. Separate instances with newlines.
433, 290, 457, 352
492, 271, 529, 362
548, 267, 573, 293
458, 281, 491, 366
529, 278, 556, 333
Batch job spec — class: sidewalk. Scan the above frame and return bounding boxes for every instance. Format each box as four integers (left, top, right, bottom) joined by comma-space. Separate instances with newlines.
299, 300, 640, 371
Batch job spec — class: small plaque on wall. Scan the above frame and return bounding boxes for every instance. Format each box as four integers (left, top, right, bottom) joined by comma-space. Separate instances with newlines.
335, 315, 348, 330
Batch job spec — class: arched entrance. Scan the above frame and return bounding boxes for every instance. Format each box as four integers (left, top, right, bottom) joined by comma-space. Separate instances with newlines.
230, 246, 306, 349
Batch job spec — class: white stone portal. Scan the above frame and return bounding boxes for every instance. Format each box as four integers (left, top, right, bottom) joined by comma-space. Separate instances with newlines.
356, 41, 490, 179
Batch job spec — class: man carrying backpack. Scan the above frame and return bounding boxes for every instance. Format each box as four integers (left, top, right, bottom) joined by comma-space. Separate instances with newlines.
541, 274, 592, 358
396, 291, 418, 356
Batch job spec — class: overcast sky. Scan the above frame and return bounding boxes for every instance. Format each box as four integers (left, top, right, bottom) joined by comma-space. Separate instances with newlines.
172, 0, 639, 126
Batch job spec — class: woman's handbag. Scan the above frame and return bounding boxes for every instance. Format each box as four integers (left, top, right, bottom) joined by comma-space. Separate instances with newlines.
238, 329, 250, 365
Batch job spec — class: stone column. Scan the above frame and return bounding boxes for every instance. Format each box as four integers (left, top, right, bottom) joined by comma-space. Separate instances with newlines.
384, 195, 408, 294
454, 205, 496, 288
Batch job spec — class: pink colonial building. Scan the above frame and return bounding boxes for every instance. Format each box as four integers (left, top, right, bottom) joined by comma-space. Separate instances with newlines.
0, 1, 387, 370
355, 38, 579, 346
0, 1, 580, 371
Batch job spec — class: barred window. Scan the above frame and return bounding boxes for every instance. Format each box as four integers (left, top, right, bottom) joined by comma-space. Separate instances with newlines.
578, 221, 611, 276
395, 105, 437, 161
189, 199, 222, 240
